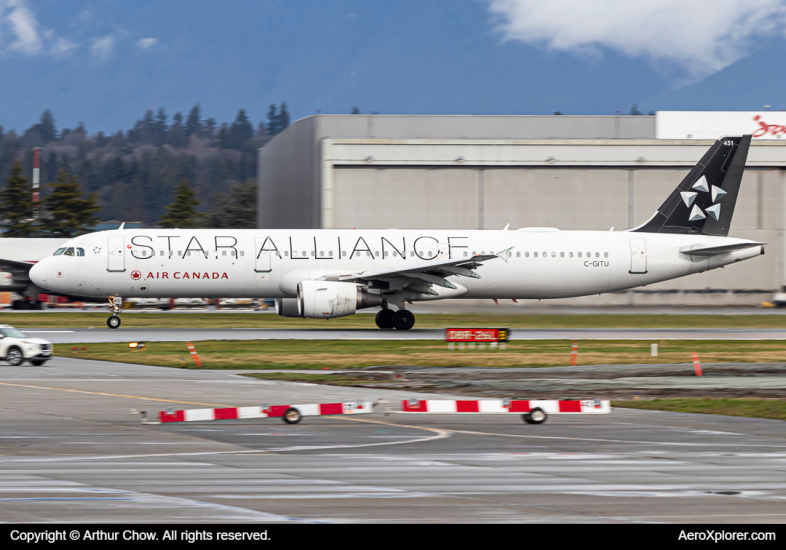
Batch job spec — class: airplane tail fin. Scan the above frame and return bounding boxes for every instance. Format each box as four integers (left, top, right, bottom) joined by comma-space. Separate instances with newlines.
629, 135, 751, 236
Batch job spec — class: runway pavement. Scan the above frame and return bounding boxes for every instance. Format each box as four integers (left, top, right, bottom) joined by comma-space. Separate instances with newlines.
1, 358, 785, 523
22, 327, 786, 343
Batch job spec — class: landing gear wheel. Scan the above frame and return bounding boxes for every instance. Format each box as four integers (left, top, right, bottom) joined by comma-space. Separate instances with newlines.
282, 407, 302, 424
522, 407, 547, 425
107, 316, 121, 329
30, 359, 47, 366
375, 309, 395, 329
6, 347, 23, 366
392, 310, 416, 331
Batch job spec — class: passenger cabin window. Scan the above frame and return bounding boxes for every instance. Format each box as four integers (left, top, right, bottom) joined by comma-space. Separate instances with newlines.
54, 248, 66, 256
569, 252, 573, 258
533, 252, 538, 258
604, 252, 608, 258
285, 251, 289, 256
578, 252, 582, 258
525, 252, 529, 257
560, 252, 564, 258
64, 247, 75, 256
240, 251, 244, 257
342, 251, 346, 257
516, 252, 521, 257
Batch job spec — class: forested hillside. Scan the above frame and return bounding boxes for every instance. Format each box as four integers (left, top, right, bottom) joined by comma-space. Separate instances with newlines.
0, 103, 289, 226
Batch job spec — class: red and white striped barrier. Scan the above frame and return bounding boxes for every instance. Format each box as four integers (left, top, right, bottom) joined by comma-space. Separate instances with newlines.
159, 401, 374, 423
400, 399, 610, 415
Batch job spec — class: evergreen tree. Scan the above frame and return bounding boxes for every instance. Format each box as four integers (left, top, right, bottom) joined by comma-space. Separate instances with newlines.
205, 118, 216, 143
200, 179, 257, 229
160, 178, 200, 228
217, 124, 230, 149
0, 160, 35, 236
351, 106, 360, 114
39, 110, 57, 143
629, 104, 643, 116
230, 109, 253, 147
43, 168, 100, 237
279, 102, 290, 131
266, 104, 278, 135
185, 104, 203, 138
155, 108, 168, 144
168, 112, 185, 147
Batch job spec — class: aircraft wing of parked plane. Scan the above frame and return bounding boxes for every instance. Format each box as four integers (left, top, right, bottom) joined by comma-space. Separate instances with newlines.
0, 258, 35, 293
29, 135, 764, 331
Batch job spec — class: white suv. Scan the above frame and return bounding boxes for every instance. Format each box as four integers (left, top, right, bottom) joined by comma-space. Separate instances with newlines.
0, 325, 53, 366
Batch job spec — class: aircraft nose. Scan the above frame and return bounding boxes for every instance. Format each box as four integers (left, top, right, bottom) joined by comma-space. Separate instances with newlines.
29, 260, 47, 289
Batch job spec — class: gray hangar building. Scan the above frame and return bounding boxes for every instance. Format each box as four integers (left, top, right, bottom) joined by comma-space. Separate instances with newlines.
258, 114, 786, 305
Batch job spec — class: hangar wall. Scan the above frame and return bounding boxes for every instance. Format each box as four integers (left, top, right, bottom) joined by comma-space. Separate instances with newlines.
258, 115, 786, 305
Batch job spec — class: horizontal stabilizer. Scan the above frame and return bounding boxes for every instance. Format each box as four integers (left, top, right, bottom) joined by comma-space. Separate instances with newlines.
680, 242, 764, 257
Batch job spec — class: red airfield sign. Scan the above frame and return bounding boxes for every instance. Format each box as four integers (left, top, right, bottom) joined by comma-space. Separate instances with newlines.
445, 328, 509, 342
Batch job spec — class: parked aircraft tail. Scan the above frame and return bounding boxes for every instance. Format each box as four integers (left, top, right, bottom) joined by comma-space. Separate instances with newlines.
629, 135, 751, 236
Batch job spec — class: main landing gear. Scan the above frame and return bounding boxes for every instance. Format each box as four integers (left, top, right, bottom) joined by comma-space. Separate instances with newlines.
375, 308, 416, 331
107, 296, 122, 329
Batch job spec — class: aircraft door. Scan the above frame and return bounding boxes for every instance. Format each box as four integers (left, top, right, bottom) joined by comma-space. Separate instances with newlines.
254, 237, 275, 273
629, 238, 647, 274
107, 236, 125, 272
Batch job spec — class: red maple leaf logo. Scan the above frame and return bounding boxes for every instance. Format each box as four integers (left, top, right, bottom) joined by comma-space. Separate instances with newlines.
131, 270, 142, 280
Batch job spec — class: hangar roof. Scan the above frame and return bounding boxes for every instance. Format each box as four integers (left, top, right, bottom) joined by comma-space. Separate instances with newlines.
303, 114, 656, 140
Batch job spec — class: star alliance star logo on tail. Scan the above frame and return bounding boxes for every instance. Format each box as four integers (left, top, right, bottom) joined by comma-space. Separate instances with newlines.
686, 175, 726, 222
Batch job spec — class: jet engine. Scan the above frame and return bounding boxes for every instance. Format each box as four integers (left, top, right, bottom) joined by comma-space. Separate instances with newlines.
274, 298, 301, 317
276, 280, 384, 319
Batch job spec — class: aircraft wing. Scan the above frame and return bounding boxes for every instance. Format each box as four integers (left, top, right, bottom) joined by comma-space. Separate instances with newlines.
331, 254, 499, 293
0, 258, 36, 292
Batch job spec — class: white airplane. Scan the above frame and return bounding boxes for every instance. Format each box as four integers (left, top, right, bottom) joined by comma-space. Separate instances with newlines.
26, 135, 763, 330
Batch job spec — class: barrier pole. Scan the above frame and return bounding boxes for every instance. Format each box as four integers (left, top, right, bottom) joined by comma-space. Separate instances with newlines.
186, 342, 203, 367
570, 341, 578, 366
692, 352, 702, 376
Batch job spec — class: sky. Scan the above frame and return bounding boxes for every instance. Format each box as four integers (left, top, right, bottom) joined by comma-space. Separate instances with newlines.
2, 0, 786, 133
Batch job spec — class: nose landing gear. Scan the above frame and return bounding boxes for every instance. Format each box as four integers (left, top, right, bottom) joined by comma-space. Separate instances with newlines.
107, 296, 122, 329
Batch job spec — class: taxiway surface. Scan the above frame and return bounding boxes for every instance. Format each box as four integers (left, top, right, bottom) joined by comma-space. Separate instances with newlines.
1, 358, 785, 523
24, 327, 786, 343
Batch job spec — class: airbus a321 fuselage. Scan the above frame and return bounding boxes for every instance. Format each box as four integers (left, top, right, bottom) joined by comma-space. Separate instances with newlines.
29, 135, 764, 330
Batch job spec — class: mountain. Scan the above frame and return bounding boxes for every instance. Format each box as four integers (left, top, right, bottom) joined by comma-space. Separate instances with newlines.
0, 0, 671, 132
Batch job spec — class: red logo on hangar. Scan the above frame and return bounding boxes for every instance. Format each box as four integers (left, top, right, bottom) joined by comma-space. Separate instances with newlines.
130, 270, 142, 280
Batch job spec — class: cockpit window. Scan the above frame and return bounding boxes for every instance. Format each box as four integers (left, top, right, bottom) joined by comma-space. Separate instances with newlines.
64, 248, 75, 256
54, 248, 66, 256
77, 248, 85, 257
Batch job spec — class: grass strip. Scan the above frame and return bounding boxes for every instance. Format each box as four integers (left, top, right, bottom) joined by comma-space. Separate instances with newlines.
614, 398, 786, 422
7, 311, 786, 329
55, 339, 786, 370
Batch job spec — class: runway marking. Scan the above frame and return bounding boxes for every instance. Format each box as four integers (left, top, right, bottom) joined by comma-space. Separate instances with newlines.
365, 418, 786, 448
0, 381, 226, 407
